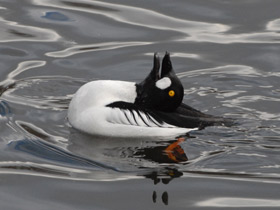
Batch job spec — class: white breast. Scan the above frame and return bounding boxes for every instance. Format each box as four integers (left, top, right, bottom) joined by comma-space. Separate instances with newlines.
68, 80, 196, 137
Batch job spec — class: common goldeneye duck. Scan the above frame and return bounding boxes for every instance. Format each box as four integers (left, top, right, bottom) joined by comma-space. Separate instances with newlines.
68, 52, 233, 137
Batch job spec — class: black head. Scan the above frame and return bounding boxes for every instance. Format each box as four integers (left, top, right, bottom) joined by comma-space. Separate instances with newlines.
135, 52, 184, 112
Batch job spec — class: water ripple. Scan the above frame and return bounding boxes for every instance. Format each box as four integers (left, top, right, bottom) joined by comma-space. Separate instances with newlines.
31, 0, 280, 44
0, 60, 46, 96
16, 121, 67, 144
183, 31, 280, 44
32, 0, 229, 35
1, 76, 80, 110
0, 160, 139, 181
177, 65, 262, 78
223, 95, 280, 120
46, 41, 151, 58
0, 17, 60, 42
2, 138, 141, 181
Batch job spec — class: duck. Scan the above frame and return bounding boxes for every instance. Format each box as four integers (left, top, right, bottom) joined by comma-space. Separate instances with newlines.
68, 52, 233, 137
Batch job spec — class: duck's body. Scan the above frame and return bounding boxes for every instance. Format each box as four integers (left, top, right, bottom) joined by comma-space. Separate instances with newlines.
68, 52, 232, 137
68, 80, 194, 137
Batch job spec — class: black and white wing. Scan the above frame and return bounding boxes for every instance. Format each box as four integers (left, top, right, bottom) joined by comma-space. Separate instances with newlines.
106, 101, 175, 128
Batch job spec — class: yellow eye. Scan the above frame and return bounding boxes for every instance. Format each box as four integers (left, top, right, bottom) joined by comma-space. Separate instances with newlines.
168, 90, 175, 97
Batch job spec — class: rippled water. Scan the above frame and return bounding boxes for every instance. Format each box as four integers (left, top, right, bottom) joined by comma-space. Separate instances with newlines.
1, 0, 280, 209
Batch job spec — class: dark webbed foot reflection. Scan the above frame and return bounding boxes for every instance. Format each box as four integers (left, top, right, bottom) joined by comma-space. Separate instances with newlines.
146, 168, 183, 206
152, 191, 169, 205
162, 191, 168, 205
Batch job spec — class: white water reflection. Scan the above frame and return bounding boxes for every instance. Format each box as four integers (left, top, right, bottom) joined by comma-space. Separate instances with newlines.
267, 18, 280, 31
46, 41, 151, 58
0, 60, 46, 93
145, 52, 200, 59
262, 165, 280, 169
183, 31, 280, 43
177, 65, 262, 78
197, 197, 280, 207
0, 17, 60, 42
2, 60, 46, 81
172, 52, 200, 59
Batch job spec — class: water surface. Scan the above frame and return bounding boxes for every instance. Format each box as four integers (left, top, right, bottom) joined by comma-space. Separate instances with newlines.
1, 0, 280, 209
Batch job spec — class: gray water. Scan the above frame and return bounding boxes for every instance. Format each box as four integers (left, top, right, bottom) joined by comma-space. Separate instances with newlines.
1, 0, 280, 209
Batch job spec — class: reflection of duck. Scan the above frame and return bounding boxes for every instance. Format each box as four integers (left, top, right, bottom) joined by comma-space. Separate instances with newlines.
68, 131, 190, 172
68, 52, 232, 137
135, 137, 188, 164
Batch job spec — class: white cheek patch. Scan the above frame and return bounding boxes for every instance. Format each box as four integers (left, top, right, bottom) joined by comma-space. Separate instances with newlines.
155, 77, 172, 90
